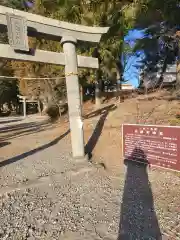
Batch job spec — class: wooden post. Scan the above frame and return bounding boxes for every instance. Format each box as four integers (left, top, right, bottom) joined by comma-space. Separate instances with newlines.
61, 36, 85, 159
23, 97, 26, 118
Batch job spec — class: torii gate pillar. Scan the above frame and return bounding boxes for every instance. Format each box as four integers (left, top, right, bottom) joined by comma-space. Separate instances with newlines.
61, 36, 85, 159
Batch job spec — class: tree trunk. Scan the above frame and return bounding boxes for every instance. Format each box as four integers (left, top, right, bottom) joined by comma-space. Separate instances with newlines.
37, 100, 42, 115
176, 41, 180, 91
176, 61, 180, 90
58, 104, 62, 118
80, 85, 83, 106
116, 60, 123, 102
42, 99, 48, 114
95, 81, 102, 107
116, 70, 122, 102
95, 70, 102, 107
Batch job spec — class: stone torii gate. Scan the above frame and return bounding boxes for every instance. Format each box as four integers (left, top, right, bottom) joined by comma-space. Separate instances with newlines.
17, 95, 41, 118
0, 5, 109, 159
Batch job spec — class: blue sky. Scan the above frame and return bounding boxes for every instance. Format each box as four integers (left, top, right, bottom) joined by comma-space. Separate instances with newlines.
122, 29, 147, 88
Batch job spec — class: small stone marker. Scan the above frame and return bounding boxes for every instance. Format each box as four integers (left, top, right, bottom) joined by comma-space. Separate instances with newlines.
122, 124, 180, 172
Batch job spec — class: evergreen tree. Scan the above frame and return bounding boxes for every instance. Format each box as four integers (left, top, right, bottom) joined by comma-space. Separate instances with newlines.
134, 0, 180, 90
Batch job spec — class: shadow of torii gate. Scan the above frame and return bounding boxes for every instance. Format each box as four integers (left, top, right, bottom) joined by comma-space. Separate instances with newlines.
0, 5, 109, 160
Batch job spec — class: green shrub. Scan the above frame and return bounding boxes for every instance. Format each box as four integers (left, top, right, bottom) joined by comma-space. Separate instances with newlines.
46, 104, 60, 121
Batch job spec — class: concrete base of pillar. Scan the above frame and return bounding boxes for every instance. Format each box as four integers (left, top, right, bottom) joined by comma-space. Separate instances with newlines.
72, 154, 89, 162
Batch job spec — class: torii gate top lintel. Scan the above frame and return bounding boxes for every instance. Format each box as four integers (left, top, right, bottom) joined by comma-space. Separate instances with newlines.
0, 5, 109, 43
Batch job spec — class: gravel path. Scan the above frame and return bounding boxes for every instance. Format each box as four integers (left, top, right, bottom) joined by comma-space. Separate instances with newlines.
0, 116, 180, 239
0, 160, 179, 239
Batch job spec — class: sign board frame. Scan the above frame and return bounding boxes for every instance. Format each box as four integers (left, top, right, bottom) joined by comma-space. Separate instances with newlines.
122, 123, 180, 173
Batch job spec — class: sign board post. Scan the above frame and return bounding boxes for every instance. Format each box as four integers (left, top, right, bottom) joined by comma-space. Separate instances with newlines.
122, 124, 180, 172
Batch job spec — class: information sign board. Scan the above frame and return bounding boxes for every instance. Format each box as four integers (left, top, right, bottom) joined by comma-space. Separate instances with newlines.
122, 124, 180, 172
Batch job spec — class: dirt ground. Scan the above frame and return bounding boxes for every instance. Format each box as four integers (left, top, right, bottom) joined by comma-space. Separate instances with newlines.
84, 90, 180, 172
1, 89, 180, 174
